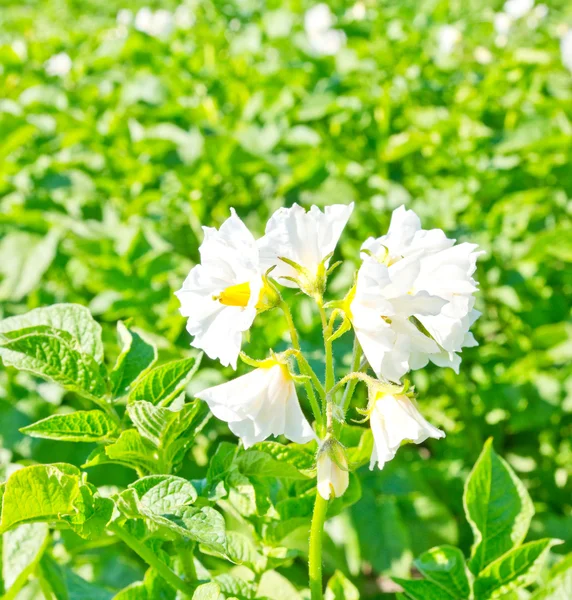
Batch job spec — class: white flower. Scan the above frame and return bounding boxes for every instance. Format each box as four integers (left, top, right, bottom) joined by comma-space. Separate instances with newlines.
351, 205, 482, 381
474, 46, 493, 65
350, 254, 447, 382
504, 0, 534, 19
176, 210, 266, 369
369, 393, 445, 470
317, 442, 349, 500
258, 203, 354, 290
562, 31, 572, 74
494, 12, 513, 36
437, 25, 461, 56
196, 361, 315, 448
45, 52, 72, 77
135, 7, 174, 39
304, 4, 346, 56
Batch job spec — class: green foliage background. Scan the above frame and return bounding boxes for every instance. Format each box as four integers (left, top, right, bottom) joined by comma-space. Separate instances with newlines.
0, 0, 571, 597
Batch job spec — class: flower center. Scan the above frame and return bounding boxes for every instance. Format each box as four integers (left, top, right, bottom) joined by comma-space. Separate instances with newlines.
215, 282, 251, 307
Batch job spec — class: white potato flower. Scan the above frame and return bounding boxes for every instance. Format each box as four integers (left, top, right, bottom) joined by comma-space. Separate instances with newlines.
369, 392, 445, 470
176, 209, 270, 369
45, 52, 72, 77
304, 4, 346, 56
437, 25, 461, 56
504, 0, 534, 19
135, 7, 174, 39
562, 31, 572, 74
351, 205, 482, 381
196, 360, 315, 448
317, 441, 349, 500
258, 203, 354, 293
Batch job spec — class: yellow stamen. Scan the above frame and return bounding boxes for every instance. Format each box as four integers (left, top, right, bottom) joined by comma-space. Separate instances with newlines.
215, 282, 251, 307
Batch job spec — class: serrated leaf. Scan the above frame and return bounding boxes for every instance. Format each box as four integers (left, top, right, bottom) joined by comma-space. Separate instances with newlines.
0, 303, 103, 362
474, 539, 560, 599
414, 545, 471, 599
129, 355, 201, 406
393, 577, 456, 600
2, 523, 49, 598
83, 429, 160, 475
20, 410, 118, 442
110, 322, 157, 397
0, 327, 106, 402
325, 570, 360, 600
464, 439, 534, 574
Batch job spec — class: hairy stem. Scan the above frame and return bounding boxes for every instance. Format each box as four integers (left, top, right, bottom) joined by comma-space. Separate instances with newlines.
309, 493, 329, 600
281, 301, 324, 434
109, 522, 194, 597
318, 304, 335, 416
177, 542, 197, 583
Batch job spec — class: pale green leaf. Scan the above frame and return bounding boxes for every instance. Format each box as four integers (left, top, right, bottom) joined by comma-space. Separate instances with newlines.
129, 355, 201, 406
113, 567, 176, 599
20, 410, 118, 442
464, 439, 534, 574
0, 230, 60, 302
192, 582, 222, 600
474, 539, 560, 599
2, 523, 49, 598
110, 322, 157, 397
414, 545, 471, 599
236, 450, 311, 480
0, 303, 103, 362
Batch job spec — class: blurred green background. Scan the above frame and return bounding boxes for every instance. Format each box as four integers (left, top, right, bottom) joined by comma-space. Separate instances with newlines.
1, 0, 571, 597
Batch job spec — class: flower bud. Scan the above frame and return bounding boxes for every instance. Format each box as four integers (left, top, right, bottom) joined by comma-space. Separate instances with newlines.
317, 439, 349, 500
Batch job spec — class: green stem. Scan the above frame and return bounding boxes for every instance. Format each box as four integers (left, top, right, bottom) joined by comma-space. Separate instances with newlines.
281, 301, 324, 434
177, 542, 198, 583
309, 493, 329, 600
342, 338, 363, 414
109, 522, 194, 597
318, 304, 335, 414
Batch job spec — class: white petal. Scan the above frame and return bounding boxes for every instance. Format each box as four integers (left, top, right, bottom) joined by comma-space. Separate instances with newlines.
196, 364, 313, 447
369, 395, 445, 470
258, 203, 353, 286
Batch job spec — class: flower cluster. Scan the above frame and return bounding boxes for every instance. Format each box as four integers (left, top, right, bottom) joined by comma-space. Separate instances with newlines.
177, 203, 482, 500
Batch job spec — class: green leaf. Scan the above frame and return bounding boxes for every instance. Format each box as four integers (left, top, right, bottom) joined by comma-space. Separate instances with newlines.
83, 429, 160, 475
236, 450, 311, 480
118, 475, 226, 554
393, 578, 455, 600
0, 230, 60, 302
0, 303, 103, 362
110, 322, 157, 397
62, 485, 114, 540
192, 582, 222, 600
249, 441, 316, 474
414, 545, 471, 599
20, 410, 118, 442
206, 442, 238, 491
113, 567, 176, 599
0, 327, 106, 402
201, 531, 265, 572
464, 439, 534, 574
39, 554, 113, 600
474, 539, 560, 599
2, 523, 49, 598
129, 355, 201, 406
325, 570, 360, 600
0, 464, 81, 533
